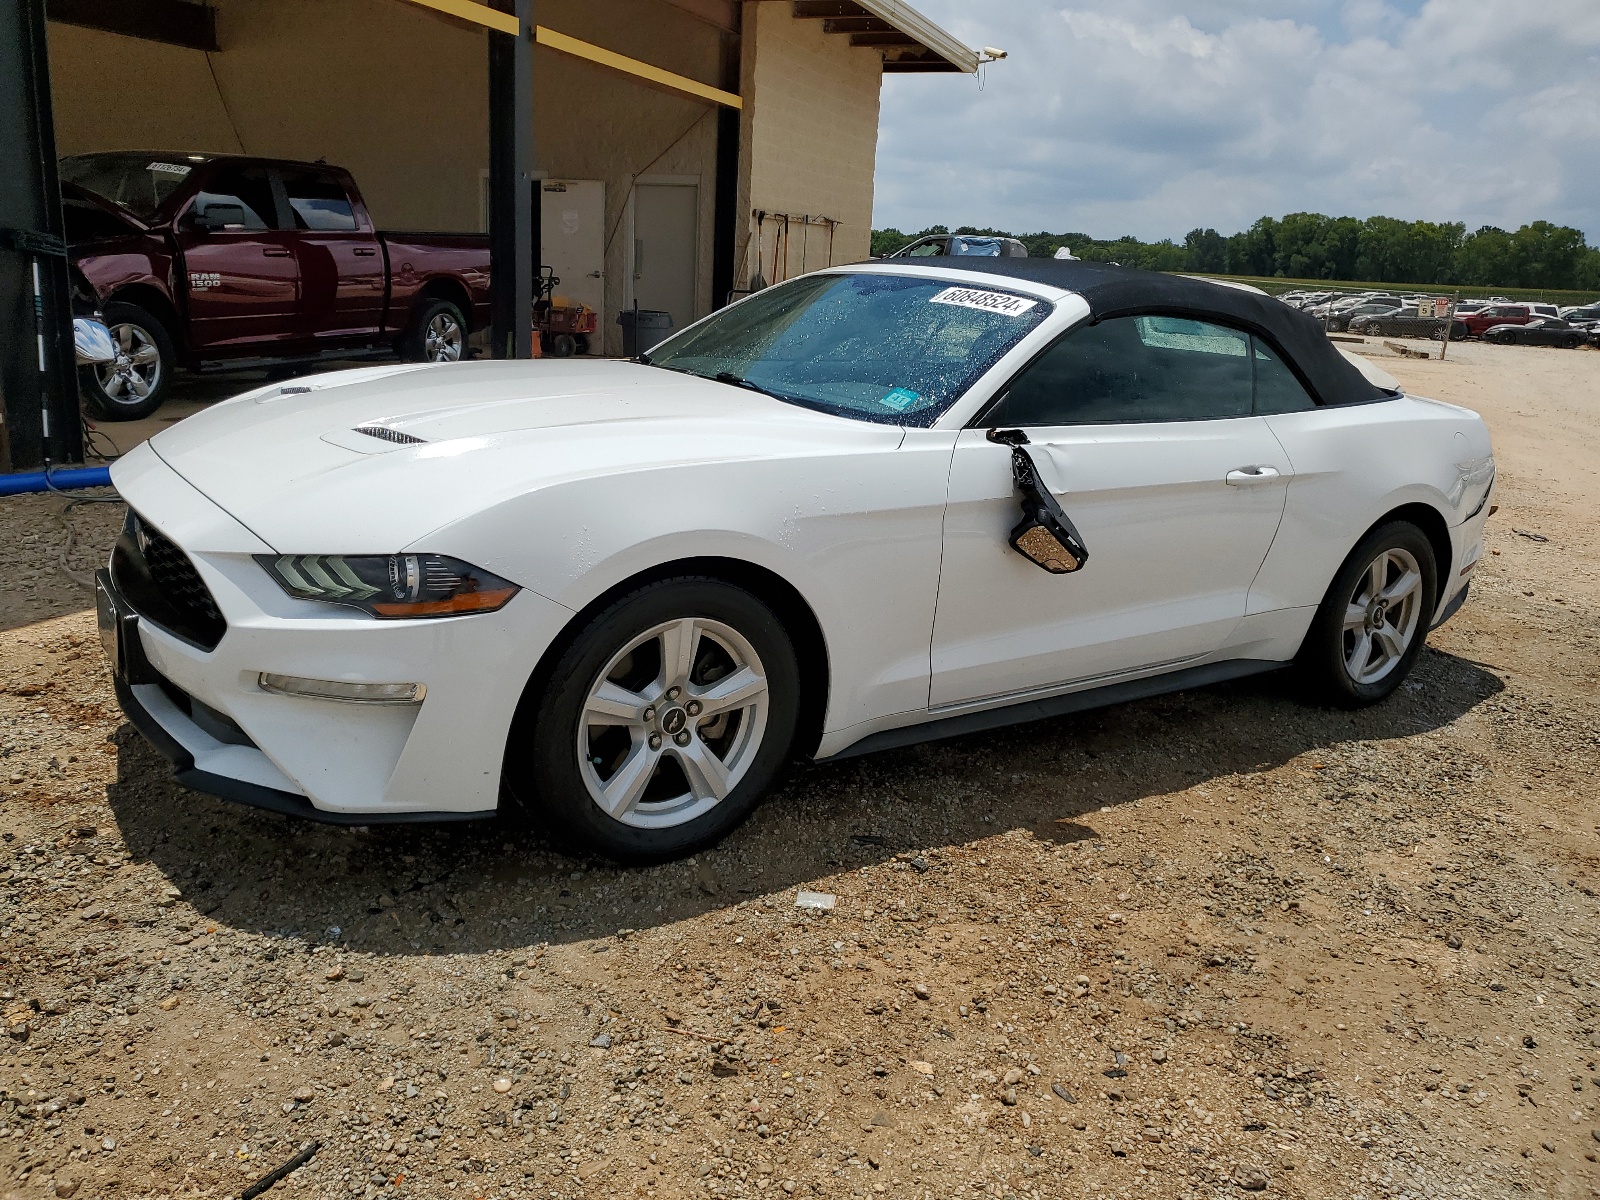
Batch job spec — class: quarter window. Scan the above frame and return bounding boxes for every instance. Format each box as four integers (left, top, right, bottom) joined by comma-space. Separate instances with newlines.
1252, 342, 1316, 414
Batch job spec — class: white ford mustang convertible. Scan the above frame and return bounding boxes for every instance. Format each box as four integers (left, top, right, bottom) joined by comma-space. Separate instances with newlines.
99, 259, 1495, 860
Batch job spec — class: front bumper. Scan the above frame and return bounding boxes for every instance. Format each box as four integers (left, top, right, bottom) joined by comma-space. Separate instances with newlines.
102, 444, 576, 823
99, 569, 491, 826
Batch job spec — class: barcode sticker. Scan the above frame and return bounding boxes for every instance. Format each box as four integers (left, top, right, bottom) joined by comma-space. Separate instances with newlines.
146, 162, 192, 176
929, 286, 1038, 317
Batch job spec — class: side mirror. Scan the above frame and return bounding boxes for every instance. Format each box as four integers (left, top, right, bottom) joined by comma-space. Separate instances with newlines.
192, 202, 248, 232
73, 317, 116, 366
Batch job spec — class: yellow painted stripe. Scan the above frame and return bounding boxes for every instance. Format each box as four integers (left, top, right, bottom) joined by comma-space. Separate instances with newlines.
535, 25, 742, 109
401, 0, 520, 36
396, 0, 742, 109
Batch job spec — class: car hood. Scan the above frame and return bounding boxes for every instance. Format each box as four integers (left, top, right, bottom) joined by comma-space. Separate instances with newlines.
144, 359, 903, 552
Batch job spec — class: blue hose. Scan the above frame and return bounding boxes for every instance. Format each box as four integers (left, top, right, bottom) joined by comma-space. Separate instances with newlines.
0, 466, 115, 497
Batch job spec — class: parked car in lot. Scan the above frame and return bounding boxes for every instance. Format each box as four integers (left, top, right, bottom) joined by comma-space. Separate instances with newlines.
1347, 308, 1453, 339
60, 152, 491, 420
99, 259, 1494, 860
1456, 304, 1541, 339
1558, 304, 1600, 324
1326, 299, 1403, 332
886, 234, 1029, 258
1480, 317, 1589, 348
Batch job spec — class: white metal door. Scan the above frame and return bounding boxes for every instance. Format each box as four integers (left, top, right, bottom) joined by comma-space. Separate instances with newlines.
540, 180, 604, 340
929, 419, 1291, 707
633, 183, 699, 336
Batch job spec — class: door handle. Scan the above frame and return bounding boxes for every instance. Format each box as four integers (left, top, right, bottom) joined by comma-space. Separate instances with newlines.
353, 247, 377, 257
262, 247, 291, 257
1226, 466, 1282, 486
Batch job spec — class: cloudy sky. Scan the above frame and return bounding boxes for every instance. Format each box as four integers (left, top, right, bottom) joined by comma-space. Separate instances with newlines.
872, 0, 1600, 243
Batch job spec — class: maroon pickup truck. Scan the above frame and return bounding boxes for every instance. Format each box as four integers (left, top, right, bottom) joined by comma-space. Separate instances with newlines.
60, 153, 491, 420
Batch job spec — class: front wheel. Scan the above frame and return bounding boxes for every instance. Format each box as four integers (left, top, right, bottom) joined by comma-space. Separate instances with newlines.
1298, 522, 1438, 707
81, 301, 174, 421
511, 578, 801, 862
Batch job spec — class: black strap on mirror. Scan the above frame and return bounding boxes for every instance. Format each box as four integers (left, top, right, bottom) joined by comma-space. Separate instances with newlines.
988, 428, 1089, 574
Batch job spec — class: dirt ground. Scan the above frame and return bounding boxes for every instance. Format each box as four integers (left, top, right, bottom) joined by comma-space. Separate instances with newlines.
2, 340, 1600, 1200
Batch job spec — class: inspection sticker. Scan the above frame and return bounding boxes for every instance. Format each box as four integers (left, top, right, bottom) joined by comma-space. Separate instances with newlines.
145, 162, 192, 176
929, 286, 1038, 317
879, 387, 922, 412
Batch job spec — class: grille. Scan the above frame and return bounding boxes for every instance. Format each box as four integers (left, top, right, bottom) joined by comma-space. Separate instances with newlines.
352, 425, 426, 445
111, 511, 227, 650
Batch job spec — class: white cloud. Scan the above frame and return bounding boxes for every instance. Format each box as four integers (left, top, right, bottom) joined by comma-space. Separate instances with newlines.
873, 0, 1600, 241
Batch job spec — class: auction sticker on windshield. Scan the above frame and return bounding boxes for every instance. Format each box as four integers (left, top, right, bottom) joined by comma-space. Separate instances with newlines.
929, 287, 1039, 317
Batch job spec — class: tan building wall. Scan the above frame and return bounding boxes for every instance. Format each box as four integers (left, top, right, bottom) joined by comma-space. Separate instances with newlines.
48, 0, 728, 353
48, 0, 901, 350
738, 2, 883, 288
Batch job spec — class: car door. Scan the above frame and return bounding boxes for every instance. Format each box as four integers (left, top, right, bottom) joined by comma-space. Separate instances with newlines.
173, 163, 302, 354
929, 314, 1293, 708
278, 166, 385, 344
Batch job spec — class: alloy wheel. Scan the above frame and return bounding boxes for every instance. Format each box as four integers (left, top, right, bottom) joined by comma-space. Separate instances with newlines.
97, 322, 162, 401
578, 617, 770, 829
1342, 547, 1423, 685
424, 312, 464, 362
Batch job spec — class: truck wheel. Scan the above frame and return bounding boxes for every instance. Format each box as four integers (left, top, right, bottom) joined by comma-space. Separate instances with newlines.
400, 298, 467, 363
82, 301, 173, 421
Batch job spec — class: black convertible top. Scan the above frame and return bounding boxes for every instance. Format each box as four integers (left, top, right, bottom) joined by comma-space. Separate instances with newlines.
892, 257, 1392, 407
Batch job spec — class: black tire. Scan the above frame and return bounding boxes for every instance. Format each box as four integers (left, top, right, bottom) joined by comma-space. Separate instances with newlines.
546, 332, 576, 358
398, 297, 468, 363
1298, 521, 1438, 708
1562, 335, 1581, 349
510, 577, 802, 863
81, 301, 174, 421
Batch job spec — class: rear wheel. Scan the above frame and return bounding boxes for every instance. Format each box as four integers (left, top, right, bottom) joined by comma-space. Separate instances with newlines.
399, 298, 467, 363
1298, 522, 1437, 707
510, 578, 801, 862
81, 301, 174, 421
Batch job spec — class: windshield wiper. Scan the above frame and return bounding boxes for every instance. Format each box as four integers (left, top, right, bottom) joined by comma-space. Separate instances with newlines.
712, 371, 795, 403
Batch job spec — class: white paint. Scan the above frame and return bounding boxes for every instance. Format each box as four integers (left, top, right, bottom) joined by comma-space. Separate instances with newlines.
110, 262, 1493, 821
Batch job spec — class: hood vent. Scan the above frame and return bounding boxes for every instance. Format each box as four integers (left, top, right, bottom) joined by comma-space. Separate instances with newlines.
352, 425, 426, 445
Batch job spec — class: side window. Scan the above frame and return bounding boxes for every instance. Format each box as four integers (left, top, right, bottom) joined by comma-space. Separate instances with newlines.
1251, 340, 1316, 414
282, 170, 360, 231
906, 239, 946, 258
188, 166, 277, 231
988, 314, 1252, 426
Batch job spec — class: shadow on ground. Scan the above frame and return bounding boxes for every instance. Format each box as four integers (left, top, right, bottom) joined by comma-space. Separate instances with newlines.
103, 645, 1503, 957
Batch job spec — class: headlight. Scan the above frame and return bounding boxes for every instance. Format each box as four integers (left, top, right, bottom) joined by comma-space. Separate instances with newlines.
256, 553, 519, 618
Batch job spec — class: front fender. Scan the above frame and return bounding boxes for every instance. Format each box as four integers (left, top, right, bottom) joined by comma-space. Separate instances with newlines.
420, 440, 956, 734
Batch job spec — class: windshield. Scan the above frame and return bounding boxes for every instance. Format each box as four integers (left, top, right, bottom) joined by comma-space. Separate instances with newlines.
59, 155, 198, 223
646, 272, 1052, 425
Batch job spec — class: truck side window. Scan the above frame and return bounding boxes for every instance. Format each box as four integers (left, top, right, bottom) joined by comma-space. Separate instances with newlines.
282, 171, 360, 231
190, 166, 277, 231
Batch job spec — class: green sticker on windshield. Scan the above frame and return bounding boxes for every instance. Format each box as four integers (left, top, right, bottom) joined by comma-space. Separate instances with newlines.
879, 387, 921, 412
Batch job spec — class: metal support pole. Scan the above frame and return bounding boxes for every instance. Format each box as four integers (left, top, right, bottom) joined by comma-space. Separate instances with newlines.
488, 0, 536, 359
0, 0, 83, 470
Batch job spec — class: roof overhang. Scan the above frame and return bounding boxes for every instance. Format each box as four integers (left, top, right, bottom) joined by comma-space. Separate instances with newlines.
790, 1, 978, 73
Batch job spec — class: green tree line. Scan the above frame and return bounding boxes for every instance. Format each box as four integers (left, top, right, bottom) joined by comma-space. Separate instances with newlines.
871, 214, 1600, 292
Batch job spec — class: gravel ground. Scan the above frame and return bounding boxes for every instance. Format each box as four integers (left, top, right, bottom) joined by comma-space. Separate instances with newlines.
2, 342, 1599, 1200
